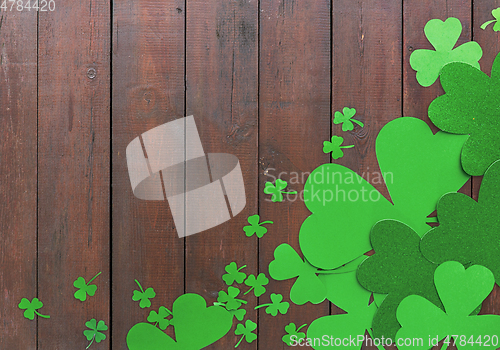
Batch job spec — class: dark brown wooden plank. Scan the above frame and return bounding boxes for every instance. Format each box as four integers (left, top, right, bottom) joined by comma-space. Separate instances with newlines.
112, 0, 186, 347
37, 2, 111, 348
184, 0, 259, 348
259, 0, 331, 348
0, 10, 37, 350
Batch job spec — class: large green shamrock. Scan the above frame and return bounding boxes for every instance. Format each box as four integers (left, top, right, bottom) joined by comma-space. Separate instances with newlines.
428, 52, 500, 176
235, 320, 257, 348
333, 107, 364, 131
244, 273, 269, 297
299, 117, 469, 269
84, 319, 108, 349
255, 293, 290, 316
243, 215, 273, 238
481, 8, 500, 32
127, 293, 232, 350
132, 279, 156, 308
222, 262, 247, 285
356, 220, 442, 340
74, 272, 101, 302
282, 323, 307, 347
264, 179, 297, 202
323, 136, 354, 160
396, 261, 500, 350
217, 286, 247, 310
147, 306, 172, 330
18, 297, 50, 320
410, 17, 482, 87
421, 160, 500, 284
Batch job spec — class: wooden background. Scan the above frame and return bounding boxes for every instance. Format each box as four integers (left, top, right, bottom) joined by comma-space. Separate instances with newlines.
1, 0, 499, 349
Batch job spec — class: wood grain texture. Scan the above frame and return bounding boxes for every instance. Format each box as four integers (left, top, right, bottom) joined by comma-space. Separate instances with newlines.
0, 10, 38, 350
112, 0, 186, 347
37, 0, 111, 348
259, 0, 331, 348
185, 0, 258, 348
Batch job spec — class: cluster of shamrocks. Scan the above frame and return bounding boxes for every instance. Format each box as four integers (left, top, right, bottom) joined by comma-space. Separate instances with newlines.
266, 14, 500, 349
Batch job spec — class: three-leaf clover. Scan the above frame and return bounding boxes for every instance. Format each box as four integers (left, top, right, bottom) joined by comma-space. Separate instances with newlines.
84, 319, 108, 349
264, 179, 297, 202
481, 8, 500, 32
410, 17, 482, 87
18, 297, 50, 320
396, 261, 500, 349
255, 293, 289, 316
428, 52, 500, 176
333, 107, 364, 131
282, 323, 307, 346
217, 286, 248, 310
244, 273, 269, 297
132, 279, 156, 308
222, 262, 247, 285
243, 215, 273, 238
228, 308, 247, 321
147, 306, 172, 330
74, 272, 101, 302
234, 320, 257, 348
323, 135, 354, 160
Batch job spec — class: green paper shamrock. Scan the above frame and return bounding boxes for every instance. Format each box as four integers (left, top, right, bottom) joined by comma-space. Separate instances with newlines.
300, 117, 469, 270
235, 320, 257, 348
243, 215, 273, 238
333, 107, 364, 131
147, 306, 172, 330
410, 17, 482, 87
396, 261, 500, 350
428, 52, 500, 176
217, 286, 247, 310
244, 273, 269, 297
132, 279, 156, 308
421, 160, 500, 284
84, 319, 108, 349
356, 220, 442, 340
481, 8, 500, 32
255, 293, 290, 316
222, 262, 247, 285
18, 297, 50, 320
323, 136, 354, 160
228, 308, 247, 321
282, 323, 307, 346
74, 272, 101, 302
264, 179, 297, 202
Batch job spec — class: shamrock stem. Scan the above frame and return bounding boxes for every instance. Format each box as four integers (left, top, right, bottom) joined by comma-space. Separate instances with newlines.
259, 221, 273, 225
282, 191, 297, 195
254, 304, 271, 310
481, 20, 496, 30
237, 265, 247, 271
134, 279, 145, 293
155, 321, 159, 328
235, 299, 248, 305
87, 272, 102, 285
86, 335, 95, 349
366, 328, 385, 350
34, 310, 50, 319
296, 324, 307, 332
351, 119, 364, 127
235, 335, 244, 348
214, 302, 226, 307
316, 269, 356, 275
243, 287, 254, 295
339, 145, 354, 149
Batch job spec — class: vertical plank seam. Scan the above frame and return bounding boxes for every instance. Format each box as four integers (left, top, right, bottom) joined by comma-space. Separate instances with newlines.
183, 0, 187, 295
109, 0, 114, 347
471, 0, 475, 199
329, 0, 333, 317
36, 7, 40, 350
257, 0, 261, 347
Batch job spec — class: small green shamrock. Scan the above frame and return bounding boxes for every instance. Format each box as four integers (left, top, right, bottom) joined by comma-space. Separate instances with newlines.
333, 107, 364, 131
235, 320, 257, 348
481, 8, 500, 32
410, 17, 482, 87
18, 297, 50, 320
222, 262, 247, 285
217, 286, 248, 310
147, 306, 172, 330
74, 272, 101, 302
323, 135, 354, 160
244, 273, 269, 297
83, 319, 108, 349
255, 293, 289, 316
282, 323, 307, 346
243, 215, 273, 238
228, 308, 247, 321
264, 179, 297, 202
132, 279, 156, 308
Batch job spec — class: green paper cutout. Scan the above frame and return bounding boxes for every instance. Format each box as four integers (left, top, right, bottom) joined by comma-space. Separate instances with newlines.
222, 262, 247, 285
254, 293, 290, 316
282, 323, 307, 347
127, 293, 232, 350
428, 53, 500, 175
147, 306, 172, 330
323, 136, 354, 160
481, 8, 500, 32
244, 273, 269, 297
264, 179, 297, 202
235, 320, 257, 348
217, 286, 248, 310
132, 279, 156, 308
18, 297, 50, 320
333, 107, 364, 131
410, 17, 482, 87
74, 272, 101, 302
356, 220, 442, 340
84, 319, 108, 349
300, 117, 469, 269
396, 261, 500, 350
243, 215, 273, 238
421, 160, 500, 284
228, 308, 247, 321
